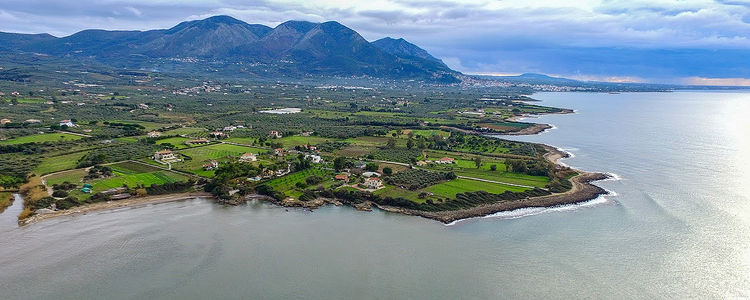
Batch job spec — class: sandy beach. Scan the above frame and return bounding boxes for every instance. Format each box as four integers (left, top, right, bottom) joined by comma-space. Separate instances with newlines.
19, 192, 212, 226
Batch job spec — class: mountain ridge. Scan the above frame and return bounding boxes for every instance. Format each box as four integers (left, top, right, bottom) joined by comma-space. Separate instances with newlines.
0, 16, 459, 82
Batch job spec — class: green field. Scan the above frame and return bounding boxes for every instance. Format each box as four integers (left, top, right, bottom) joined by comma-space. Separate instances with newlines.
175, 143, 267, 175
44, 169, 88, 186
155, 137, 193, 149
44, 162, 188, 198
225, 137, 258, 145
34, 151, 89, 175
277, 135, 335, 147
163, 127, 208, 136
1, 132, 83, 145
424, 178, 529, 198
266, 168, 333, 198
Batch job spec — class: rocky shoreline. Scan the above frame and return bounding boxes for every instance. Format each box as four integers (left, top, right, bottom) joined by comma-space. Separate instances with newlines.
372, 171, 608, 224
256, 145, 610, 224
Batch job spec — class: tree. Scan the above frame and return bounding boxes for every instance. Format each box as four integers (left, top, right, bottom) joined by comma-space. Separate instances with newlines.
386, 138, 396, 149
382, 167, 393, 175
333, 156, 347, 171
490, 164, 497, 171
365, 163, 379, 172
473, 157, 482, 169
406, 138, 414, 149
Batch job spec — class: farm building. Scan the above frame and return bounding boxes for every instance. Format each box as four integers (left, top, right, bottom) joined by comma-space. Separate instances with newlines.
335, 174, 350, 182
203, 160, 219, 170
269, 130, 282, 138
154, 150, 179, 162
240, 153, 257, 162
362, 177, 383, 189
59, 119, 76, 127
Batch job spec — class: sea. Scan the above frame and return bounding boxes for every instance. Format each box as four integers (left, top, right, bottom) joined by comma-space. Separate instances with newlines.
0, 91, 748, 299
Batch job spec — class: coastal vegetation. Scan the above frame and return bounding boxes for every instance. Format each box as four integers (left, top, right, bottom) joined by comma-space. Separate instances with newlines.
0, 61, 604, 224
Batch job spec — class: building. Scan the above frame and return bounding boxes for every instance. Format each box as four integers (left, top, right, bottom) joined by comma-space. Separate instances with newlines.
335, 174, 350, 182
269, 130, 282, 138
24, 119, 41, 124
59, 119, 76, 127
416, 161, 427, 166
222, 126, 236, 132
437, 157, 455, 164
210, 131, 226, 138
154, 149, 177, 161
362, 171, 380, 178
240, 153, 257, 162
203, 160, 219, 170
138, 103, 149, 109
147, 131, 162, 138
0, 118, 10, 125
274, 148, 284, 156
305, 154, 322, 164
362, 177, 383, 189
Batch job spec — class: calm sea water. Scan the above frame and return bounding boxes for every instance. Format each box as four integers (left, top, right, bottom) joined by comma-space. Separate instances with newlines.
1, 91, 749, 299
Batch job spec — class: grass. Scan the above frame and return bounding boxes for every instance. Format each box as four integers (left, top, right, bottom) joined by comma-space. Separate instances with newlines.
44, 169, 88, 186
34, 151, 89, 175
0, 192, 13, 214
277, 135, 336, 147
175, 143, 266, 175
266, 168, 333, 198
19, 176, 48, 219
374, 185, 425, 203
163, 127, 208, 136
425, 178, 529, 198
44, 162, 188, 199
1, 132, 83, 145
225, 137, 259, 145
155, 137, 193, 149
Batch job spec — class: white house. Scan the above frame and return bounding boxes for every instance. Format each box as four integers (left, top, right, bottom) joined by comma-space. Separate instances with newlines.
269, 130, 282, 138
240, 153, 257, 162
59, 119, 75, 127
154, 149, 178, 162
203, 160, 219, 170
305, 154, 322, 164
147, 131, 162, 138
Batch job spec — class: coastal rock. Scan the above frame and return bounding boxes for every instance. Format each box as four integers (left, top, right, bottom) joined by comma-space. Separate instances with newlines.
35, 208, 55, 214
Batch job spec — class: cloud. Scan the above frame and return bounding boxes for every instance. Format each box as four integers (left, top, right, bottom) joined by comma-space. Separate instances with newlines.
0, 0, 749, 81
681, 77, 750, 86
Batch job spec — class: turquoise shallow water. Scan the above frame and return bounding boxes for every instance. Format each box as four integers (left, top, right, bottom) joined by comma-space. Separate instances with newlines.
0, 91, 748, 299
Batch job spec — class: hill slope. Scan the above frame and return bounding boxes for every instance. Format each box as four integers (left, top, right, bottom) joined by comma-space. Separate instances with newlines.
0, 16, 459, 82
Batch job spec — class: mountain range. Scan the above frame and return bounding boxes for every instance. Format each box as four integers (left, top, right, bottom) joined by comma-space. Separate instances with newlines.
0, 15, 458, 82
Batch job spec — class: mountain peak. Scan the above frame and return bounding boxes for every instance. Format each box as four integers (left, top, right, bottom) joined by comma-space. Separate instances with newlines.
372, 37, 446, 67
0, 16, 458, 82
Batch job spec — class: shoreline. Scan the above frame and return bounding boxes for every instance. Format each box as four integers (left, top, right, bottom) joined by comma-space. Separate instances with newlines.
19, 191, 212, 226
17, 145, 608, 226
502, 109, 573, 135
16, 111, 608, 226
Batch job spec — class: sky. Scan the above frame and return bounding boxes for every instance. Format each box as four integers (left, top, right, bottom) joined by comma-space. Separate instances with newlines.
1, 0, 750, 85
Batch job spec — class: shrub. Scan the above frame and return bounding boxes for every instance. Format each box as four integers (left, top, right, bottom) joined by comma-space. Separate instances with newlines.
51, 190, 69, 198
